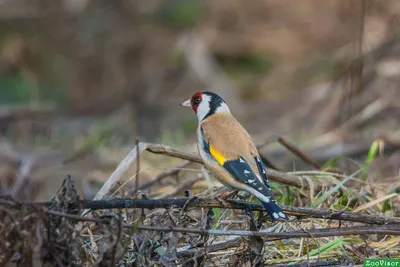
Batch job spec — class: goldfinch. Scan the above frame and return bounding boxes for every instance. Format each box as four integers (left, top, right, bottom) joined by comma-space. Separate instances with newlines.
180, 91, 288, 221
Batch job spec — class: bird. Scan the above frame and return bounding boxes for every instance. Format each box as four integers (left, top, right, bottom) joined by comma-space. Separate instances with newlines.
180, 91, 288, 221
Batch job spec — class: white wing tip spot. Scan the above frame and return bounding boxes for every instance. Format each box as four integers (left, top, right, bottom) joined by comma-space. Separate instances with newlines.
248, 179, 255, 183
244, 170, 251, 175
258, 187, 263, 190
272, 212, 279, 219
278, 212, 286, 218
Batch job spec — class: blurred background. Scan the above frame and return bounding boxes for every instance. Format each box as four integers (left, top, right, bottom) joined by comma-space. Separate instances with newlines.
0, 0, 399, 201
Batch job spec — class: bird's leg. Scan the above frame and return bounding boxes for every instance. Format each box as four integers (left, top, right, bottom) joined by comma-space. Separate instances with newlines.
257, 210, 264, 228
180, 190, 197, 215
215, 189, 241, 207
215, 196, 231, 207
213, 187, 231, 198
245, 207, 261, 231
222, 189, 241, 200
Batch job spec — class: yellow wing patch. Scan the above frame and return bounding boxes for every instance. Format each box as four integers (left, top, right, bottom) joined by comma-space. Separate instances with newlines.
209, 145, 226, 166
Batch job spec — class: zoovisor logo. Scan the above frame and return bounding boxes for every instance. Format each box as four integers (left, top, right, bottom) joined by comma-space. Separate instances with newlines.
364, 259, 400, 267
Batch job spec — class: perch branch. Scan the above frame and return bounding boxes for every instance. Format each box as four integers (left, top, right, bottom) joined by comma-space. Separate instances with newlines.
14, 203, 400, 240
0, 196, 400, 224
134, 224, 400, 239
91, 142, 309, 209
2, 196, 400, 225
80, 197, 400, 225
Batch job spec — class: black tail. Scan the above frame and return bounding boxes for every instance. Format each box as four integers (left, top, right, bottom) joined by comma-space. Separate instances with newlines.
260, 199, 288, 221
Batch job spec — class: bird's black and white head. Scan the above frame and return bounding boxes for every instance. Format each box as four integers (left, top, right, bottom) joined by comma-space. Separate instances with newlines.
180, 92, 231, 122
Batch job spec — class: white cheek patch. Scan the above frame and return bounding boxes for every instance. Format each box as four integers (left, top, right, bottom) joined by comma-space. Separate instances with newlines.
196, 94, 211, 122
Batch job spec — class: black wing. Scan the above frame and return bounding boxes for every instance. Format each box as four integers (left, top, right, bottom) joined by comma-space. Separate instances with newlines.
254, 156, 270, 186
222, 156, 274, 199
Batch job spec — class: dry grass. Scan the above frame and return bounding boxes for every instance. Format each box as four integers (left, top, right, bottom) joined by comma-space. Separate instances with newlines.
1, 142, 399, 266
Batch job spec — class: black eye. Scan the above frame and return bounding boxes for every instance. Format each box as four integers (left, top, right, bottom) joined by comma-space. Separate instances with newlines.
194, 97, 201, 104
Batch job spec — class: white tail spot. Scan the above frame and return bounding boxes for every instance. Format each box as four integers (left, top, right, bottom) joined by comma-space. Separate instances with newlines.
278, 212, 286, 218
272, 212, 279, 219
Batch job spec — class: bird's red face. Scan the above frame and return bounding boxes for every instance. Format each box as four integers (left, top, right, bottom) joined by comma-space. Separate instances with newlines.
180, 92, 203, 113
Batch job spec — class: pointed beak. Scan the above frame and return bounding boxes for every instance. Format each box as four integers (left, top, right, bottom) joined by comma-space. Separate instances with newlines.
180, 99, 191, 108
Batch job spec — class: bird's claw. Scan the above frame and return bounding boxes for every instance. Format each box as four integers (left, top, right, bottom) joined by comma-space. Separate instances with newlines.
216, 196, 230, 207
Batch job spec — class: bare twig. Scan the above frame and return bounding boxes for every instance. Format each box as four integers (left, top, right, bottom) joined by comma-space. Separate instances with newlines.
91, 142, 310, 207
258, 135, 322, 170
134, 138, 140, 196
138, 160, 192, 191
5, 196, 398, 225
133, 224, 400, 239
350, 0, 367, 95
145, 143, 202, 163
16, 204, 400, 240
155, 176, 202, 199
79, 197, 400, 225
10, 157, 35, 201
277, 137, 322, 169
91, 142, 148, 202
146, 143, 307, 187
177, 237, 242, 258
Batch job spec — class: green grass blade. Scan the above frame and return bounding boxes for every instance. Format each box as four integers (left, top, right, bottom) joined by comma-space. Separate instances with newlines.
303, 238, 362, 258
360, 140, 380, 181
322, 155, 344, 170
382, 185, 400, 214
310, 169, 361, 208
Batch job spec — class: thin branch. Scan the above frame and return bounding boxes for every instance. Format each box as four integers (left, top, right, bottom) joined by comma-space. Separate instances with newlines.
137, 160, 192, 191
79, 197, 400, 225
91, 142, 309, 207
176, 237, 241, 258
277, 137, 322, 170
3, 196, 400, 225
154, 176, 202, 199
134, 138, 140, 196
145, 143, 306, 187
133, 224, 400, 239
258, 135, 322, 170
146, 143, 202, 163
18, 205, 400, 240
90, 142, 149, 203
